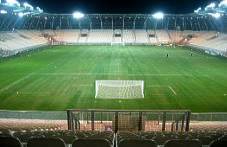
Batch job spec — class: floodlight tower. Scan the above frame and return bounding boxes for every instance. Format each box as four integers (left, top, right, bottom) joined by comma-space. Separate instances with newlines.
23, 2, 34, 11
6, 0, 20, 7
194, 7, 202, 14
0, 10, 7, 14
73, 11, 84, 19
73, 11, 84, 29
152, 12, 164, 20
18, 12, 24, 18
209, 12, 221, 19
205, 2, 216, 11
219, 0, 227, 8
152, 12, 164, 44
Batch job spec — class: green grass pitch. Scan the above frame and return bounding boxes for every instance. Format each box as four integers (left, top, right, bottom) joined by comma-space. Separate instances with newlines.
0, 45, 227, 112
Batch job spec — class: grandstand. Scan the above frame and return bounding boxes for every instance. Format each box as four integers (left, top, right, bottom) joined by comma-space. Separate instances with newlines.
1, 0, 227, 146
1, 29, 227, 57
0, 13, 227, 56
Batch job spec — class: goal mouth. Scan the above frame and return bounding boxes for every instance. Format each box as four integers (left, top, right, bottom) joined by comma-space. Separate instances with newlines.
95, 80, 144, 99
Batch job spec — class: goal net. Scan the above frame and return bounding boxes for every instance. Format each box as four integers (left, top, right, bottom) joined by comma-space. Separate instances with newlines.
95, 80, 144, 99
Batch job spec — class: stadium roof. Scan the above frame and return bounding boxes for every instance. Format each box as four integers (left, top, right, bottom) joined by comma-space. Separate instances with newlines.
0, 0, 227, 18
0, 0, 43, 16
0, 0, 226, 14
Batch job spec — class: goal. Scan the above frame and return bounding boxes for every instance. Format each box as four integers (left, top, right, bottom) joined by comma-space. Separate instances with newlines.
95, 80, 144, 99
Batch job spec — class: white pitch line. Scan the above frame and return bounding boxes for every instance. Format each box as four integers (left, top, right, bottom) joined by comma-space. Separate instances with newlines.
224, 94, 227, 96
168, 86, 177, 95
78, 84, 93, 87
32, 72, 191, 77
15, 92, 51, 96
148, 85, 166, 87
151, 94, 166, 96
0, 73, 33, 93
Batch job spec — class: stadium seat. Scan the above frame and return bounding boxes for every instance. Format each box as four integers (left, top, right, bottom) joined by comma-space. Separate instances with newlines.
210, 139, 227, 147
27, 137, 66, 147
72, 139, 111, 147
0, 136, 22, 147
164, 139, 202, 147
14, 132, 45, 143
118, 139, 157, 147
152, 135, 174, 145
197, 136, 213, 145
220, 135, 227, 140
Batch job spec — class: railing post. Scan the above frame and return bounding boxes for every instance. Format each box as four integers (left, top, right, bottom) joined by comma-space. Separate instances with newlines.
175, 119, 179, 131
171, 122, 175, 132
87, 112, 89, 124
181, 113, 185, 132
162, 112, 167, 131
91, 111, 95, 131
185, 111, 191, 132
115, 112, 119, 133
101, 112, 103, 123
138, 112, 143, 131
67, 110, 73, 131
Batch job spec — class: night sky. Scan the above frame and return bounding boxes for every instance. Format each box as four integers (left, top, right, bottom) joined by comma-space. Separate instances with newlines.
28, 0, 214, 14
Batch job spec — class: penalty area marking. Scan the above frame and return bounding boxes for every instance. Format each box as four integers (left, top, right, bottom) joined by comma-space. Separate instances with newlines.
148, 85, 177, 96
77, 84, 93, 87
32, 72, 191, 77
168, 86, 177, 96
0, 73, 33, 93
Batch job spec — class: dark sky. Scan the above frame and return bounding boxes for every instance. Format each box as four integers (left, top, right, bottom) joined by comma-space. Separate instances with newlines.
28, 0, 214, 14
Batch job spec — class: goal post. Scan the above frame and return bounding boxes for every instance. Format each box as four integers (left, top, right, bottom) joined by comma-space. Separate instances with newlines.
95, 80, 144, 99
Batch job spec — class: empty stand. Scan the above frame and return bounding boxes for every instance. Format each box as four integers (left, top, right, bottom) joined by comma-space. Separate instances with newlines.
72, 139, 111, 147
53, 30, 80, 43
0, 30, 48, 57
119, 139, 157, 147
134, 30, 149, 44
88, 30, 113, 44
164, 139, 202, 147
156, 30, 170, 44
123, 30, 135, 44
210, 139, 227, 147
1, 29, 226, 57
13, 131, 77, 144
0, 136, 22, 147
27, 138, 66, 147
1, 130, 227, 147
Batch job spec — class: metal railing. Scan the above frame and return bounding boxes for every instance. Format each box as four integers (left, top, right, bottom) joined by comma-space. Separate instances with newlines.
0, 110, 227, 132
191, 113, 227, 121
67, 109, 191, 133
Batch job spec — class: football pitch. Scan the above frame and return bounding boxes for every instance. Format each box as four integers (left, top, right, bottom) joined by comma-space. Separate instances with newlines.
0, 45, 227, 112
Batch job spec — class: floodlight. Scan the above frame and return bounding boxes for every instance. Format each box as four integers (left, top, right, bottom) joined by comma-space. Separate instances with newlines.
6, 0, 20, 7
205, 2, 216, 11
219, 0, 227, 7
23, 2, 34, 11
73, 11, 84, 19
152, 12, 164, 19
18, 12, 24, 18
209, 12, 221, 18
0, 10, 7, 14
36, 7, 43, 13
194, 7, 202, 13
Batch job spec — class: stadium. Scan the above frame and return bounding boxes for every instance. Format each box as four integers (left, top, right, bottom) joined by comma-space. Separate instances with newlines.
0, 0, 227, 146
